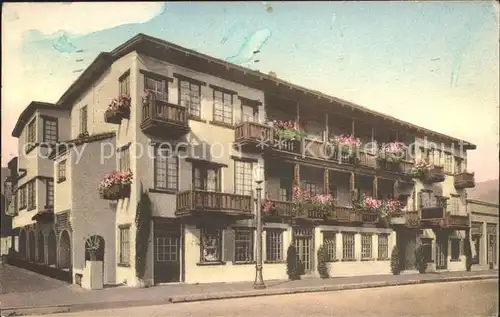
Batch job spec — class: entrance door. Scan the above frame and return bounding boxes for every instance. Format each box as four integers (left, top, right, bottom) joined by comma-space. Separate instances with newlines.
435, 235, 448, 270
472, 236, 480, 264
294, 227, 314, 274
154, 222, 181, 284
487, 234, 496, 265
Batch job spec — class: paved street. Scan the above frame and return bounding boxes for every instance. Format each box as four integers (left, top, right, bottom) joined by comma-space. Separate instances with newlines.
28, 280, 498, 317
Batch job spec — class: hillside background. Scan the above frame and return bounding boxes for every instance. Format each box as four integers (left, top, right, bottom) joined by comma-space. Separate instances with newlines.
468, 179, 499, 204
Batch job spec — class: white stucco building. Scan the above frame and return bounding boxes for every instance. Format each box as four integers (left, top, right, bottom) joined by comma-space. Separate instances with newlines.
5, 33, 479, 286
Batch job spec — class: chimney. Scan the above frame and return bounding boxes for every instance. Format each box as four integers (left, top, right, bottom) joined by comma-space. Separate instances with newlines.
268, 71, 277, 78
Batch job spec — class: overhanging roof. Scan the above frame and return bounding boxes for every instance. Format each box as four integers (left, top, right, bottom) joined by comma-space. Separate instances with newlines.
11, 101, 61, 137
55, 33, 477, 149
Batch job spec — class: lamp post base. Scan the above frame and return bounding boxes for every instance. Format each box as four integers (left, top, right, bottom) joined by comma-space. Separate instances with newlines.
253, 264, 266, 289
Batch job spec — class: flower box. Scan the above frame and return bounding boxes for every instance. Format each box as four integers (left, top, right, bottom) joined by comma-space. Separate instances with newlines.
378, 142, 406, 164
292, 187, 336, 219
271, 120, 307, 142
99, 171, 133, 200
104, 95, 131, 124
327, 134, 360, 161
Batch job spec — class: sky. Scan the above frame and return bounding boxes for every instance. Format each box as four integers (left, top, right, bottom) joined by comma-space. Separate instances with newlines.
1, 2, 499, 182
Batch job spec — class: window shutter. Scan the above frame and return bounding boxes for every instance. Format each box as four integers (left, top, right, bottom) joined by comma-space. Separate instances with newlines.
223, 228, 235, 262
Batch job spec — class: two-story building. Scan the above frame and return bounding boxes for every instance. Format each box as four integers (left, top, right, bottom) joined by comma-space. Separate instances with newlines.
468, 199, 499, 270
8, 33, 477, 287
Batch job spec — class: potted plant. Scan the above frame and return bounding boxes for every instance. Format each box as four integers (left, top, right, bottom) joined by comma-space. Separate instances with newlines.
105, 94, 131, 124
379, 142, 407, 164
410, 160, 431, 180
292, 186, 335, 219
98, 171, 133, 200
271, 120, 307, 144
390, 246, 401, 275
327, 134, 361, 162
286, 244, 301, 280
82, 235, 103, 290
415, 245, 427, 274
317, 245, 330, 279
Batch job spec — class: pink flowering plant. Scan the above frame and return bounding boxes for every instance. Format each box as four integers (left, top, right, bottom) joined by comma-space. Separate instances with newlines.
272, 120, 307, 141
292, 186, 335, 218
107, 94, 131, 113
328, 134, 361, 154
353, 194, 401, 224
379, 142, 407, 163
98, 171, 133, 198
142, 89, 155, 106
410, 160, 431, 179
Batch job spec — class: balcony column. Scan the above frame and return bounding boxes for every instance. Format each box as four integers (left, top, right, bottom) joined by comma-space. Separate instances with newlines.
372, 177, 378, 199
293, 164, 300, 187
351, 120, 355, 135
393, 180, 399, 199
296, 103, 300, 124
349, 172, 355, 199
323, 169, 329, 194
325, 113, 329, 142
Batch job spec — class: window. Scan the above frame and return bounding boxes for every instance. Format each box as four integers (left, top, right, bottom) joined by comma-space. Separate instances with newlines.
27, 180, 36, 211
193, 164, 220, 192
361, 234, 372, 259
301, 182, 318, 197
454, 157, 463, 174
19, 186, 27, 210
43, 117, 58, 143
451, 238, 460, 261
444, 153, 453, 173
265, 229, 283, 262
449, 196, 460, 215
279, 178, 291, 201
154, 146, 178, 190
421, 238, 432, 262
156, 236, 178, 262
234, 229, 254, 263
240, 101, 258, 123
119, 226, 130, 265
200, 227, 222, 263
26, 119, 36, 152
118, 146, 131, 172
179, 80, 201, 118
46, 179, 54, 207
433, 150, 442, 166
58, 160, 67, 182
119, 72, 130, 96
378, 234, 389, 259
79, 106, 88, 134
342, 232, 355, 260
420, 191, 436, 208
213, 89, 233, 125
145, 76, 167, 101
323, 232, 336, 261
234, 160, 253, 195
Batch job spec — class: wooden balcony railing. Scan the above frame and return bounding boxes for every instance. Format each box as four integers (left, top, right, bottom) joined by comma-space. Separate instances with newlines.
263, 199, 294, 217
141, 99, 189, 136
424, 165, 445, 183
176, 190, 252, 216
420, 205, 446, 220
454, 172, 475, 189
234, 122, 273, 151
404, 210, 421, 227
358, 151, 378, 169
444, 213, 470, 229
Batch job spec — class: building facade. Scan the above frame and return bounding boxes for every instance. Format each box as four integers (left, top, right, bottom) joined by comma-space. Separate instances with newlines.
6, 33, 478, 287
469, 199, 499, 270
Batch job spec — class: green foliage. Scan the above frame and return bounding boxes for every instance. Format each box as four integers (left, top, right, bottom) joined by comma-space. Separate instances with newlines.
135, 191, 152, 281
464, 236, 472, 272
390, 246, 401, 275
317, 245, 329, 279
415, 245, 427, 274
286, 244, 301, 280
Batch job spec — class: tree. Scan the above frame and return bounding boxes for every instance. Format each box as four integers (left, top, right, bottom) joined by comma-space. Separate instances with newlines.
390, 246, 401, 275
415, 245, 427, 274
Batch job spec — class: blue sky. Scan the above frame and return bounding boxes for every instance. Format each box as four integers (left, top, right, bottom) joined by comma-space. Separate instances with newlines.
2, 2, 499, 181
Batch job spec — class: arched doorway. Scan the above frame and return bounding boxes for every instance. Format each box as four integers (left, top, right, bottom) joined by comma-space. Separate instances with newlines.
47, 230, 57, 266
28, 231, 36, 262
19, 230, 27, 259
37, 231, 45, 264
85, 235, 105, 261
58, 230, 71, 269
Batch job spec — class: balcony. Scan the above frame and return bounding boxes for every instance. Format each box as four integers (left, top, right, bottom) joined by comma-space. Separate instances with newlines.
141, 99, 189, 137
454, 172, 475, 189
234, 122, 272, 152
263, 200, 294, 218
31, 207, 54, 223
176, 190, 253, 217
424, 165, 445, 183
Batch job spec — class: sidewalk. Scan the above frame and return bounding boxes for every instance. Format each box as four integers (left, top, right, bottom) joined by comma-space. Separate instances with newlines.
1, 265, 497, 316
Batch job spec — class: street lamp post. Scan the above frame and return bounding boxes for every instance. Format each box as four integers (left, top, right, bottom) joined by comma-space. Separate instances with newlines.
253, 164, 266, 289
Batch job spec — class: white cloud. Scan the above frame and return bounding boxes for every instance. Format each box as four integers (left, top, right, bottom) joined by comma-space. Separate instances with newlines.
1, 3, 164, 165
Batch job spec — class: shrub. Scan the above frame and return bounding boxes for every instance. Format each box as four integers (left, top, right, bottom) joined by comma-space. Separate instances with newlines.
317, 245, 329, 279
135, 191, 152, 283
464, 237, 472, 272
415, 245, 427, 274
286, 244, 301, 280
390, 246, 401, 275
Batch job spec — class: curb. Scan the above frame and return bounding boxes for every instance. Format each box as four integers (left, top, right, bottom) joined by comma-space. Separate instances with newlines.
2, 275, 497, 316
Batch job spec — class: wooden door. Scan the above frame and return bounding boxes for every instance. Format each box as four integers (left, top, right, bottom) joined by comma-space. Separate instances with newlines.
154, 222, 181, 284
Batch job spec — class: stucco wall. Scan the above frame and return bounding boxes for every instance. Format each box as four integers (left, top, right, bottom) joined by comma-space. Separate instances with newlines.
70, 138, 117, 285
